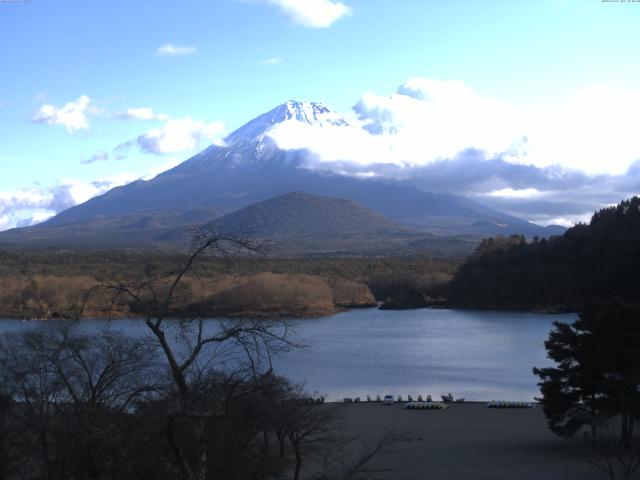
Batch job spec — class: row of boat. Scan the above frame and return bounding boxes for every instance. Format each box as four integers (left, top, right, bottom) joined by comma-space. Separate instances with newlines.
487, 401, 534, 408
343, 394, 465, 404
405, 401, 448, 410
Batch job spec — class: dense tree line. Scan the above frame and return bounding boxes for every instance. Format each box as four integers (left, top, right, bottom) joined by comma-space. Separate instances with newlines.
449, 197, 640, 310
0, 250, 460, 282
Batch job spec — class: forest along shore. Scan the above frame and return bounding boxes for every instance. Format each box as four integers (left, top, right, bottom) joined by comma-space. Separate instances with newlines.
0, 252, 456, 320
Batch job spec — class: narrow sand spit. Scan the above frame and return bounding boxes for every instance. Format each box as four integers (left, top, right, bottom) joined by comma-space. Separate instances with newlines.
325, 402, 601, 480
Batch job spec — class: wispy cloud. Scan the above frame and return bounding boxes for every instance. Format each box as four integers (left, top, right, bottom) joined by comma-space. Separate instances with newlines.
261, 56, 283, 65
156, 43, 197, 56
81, 151, 109, 165
32, 92, 48, 103
264, 0, 350, 28
115, 107, 169, 121
32, 95, 92, 134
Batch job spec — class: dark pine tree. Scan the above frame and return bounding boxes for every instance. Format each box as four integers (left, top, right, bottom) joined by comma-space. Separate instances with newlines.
534, 303, 640, 443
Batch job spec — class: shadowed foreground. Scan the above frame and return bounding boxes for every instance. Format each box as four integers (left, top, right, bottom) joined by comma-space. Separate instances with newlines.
330, 402, 601, 480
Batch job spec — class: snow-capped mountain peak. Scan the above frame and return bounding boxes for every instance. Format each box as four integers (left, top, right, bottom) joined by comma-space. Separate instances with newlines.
278, 100, 344, 125
173, 100, 349, 172
224, 100, 347, 144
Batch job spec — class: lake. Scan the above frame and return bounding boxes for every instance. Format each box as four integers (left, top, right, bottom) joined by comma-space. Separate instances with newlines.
0, 308, 575, 402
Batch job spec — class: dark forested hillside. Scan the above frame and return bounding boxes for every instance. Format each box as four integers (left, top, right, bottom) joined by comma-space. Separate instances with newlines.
210, 191, 407, 238
448, 197, 640, 310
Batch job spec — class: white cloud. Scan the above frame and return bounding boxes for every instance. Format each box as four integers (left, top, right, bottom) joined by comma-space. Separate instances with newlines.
156, 44, 197, 56
265, 0, 350, 28
32, 95, 91, 134
0, 165, 182, 231
32, 97, 172, 137
15, 211, 56, 228
0, 189, 52, 216
30, 97, 222, 161
0, 174, 132, 231
536, 214, 593, 228
266, 78, 640, 177
357, 79, 521, 162
484, 188, 543, 199
261, 56, 283, 65
128, 117, 226, 156
268, 118, 396, 166
116, 107, 169, 121
267, 79, 521, 169
62, 175, 138, 206
0, 215, 13, 231
523, 85, 640, 174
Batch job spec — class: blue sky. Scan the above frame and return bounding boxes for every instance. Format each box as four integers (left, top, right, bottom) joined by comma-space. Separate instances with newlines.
2, 0, 640, 229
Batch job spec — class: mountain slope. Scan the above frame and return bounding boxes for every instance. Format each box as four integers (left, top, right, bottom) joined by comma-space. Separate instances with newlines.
0, 207, 223, 248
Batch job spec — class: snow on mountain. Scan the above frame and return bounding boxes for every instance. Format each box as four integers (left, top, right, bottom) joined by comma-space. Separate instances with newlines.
176, 100, 347, 171
224, 100, 348, 145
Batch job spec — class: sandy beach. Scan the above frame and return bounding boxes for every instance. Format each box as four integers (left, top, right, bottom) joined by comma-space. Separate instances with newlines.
329, 402, 602, 480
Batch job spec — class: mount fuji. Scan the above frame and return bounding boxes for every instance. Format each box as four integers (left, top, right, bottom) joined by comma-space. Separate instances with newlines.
0, 100, 564, 250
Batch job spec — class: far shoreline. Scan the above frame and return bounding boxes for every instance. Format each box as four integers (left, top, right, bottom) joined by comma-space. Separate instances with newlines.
0, 303, 578, 322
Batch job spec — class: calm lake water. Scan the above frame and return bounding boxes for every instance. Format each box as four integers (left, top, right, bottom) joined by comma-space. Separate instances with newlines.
0, 308, 576, 402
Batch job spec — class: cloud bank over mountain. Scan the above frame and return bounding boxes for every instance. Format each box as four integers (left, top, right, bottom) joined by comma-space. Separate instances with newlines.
265, 78, 640, 226
115, 117, 226, 157
0, 173, 135, 231
268, 78, 640, 175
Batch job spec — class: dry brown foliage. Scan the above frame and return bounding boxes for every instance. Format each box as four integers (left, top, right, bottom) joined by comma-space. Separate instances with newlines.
0, 271, 379, 320
210, 273, 337, 317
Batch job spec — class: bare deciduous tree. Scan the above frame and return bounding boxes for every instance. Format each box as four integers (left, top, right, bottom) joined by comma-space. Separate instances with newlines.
0, 389, 20, 480
82, 226, 297, 480
0, 321, 160, 480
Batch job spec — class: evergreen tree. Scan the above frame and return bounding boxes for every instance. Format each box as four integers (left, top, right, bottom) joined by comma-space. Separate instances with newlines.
534, 303, 640, 443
